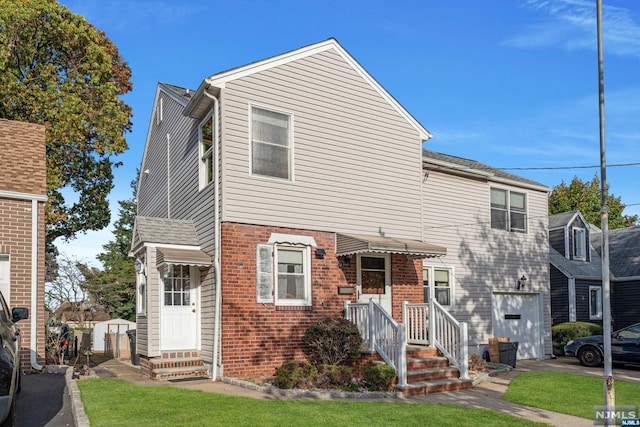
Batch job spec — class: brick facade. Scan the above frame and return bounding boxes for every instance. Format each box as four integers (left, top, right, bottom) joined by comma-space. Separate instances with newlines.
219, 222, 423, 379
0, 119, 47, 371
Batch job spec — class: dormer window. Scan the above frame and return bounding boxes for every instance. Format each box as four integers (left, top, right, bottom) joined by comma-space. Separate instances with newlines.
573, 227, 586, 260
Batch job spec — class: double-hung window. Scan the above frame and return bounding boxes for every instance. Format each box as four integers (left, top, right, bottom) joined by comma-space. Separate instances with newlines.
490, 188, 527, 233
199, 113, 215, 188
573, 228, 586, 260
251, 106, 292, 180
423, 266, 453, 307
589, 286, 602, 320
256, 243, 311, 306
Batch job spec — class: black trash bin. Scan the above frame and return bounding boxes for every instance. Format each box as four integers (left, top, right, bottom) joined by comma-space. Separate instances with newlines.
498, 342, 519, 368
126, 329, 139, 366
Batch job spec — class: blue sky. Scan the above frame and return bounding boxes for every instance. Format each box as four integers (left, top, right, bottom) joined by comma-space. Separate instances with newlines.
56, 0, 640, 266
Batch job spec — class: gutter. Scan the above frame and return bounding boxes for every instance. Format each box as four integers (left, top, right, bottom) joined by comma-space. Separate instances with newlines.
202, 84, 222, 380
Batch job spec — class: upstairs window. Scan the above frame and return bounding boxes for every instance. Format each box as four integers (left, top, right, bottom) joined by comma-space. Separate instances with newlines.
573, 228, 586, 260
491, 188, 527, 233
251, 106, 292, 180
199, 113, 214, 188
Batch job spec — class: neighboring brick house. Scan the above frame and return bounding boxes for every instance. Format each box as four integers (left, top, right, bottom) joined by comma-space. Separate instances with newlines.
0, 119, 47, 371
131, 39, 551, 386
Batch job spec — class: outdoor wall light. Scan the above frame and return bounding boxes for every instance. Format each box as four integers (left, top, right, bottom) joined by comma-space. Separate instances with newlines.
315, 248, 326, 259
134, 258, 146, 276
338, 255, 351, 268
516, 275, 527, 290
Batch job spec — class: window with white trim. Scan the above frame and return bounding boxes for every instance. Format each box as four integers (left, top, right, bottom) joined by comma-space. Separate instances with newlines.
573, 227, 586, 260
163, 264, 191, 306
251, 106, 292, 180
491, 188, 527, 233
255, 243, 311, 306
589, 286, 602, 320
423, 265, 453, 307
199, 113, 214, 188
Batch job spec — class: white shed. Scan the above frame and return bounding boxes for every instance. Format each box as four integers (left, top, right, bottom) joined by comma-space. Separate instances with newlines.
92, 318, 136, 352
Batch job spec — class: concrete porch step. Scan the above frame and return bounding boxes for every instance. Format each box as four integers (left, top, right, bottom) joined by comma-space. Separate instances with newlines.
151, 365, 210, 381
397, 377, 473, 396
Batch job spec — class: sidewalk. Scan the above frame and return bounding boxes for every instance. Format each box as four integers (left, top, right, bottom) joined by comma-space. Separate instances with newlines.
77, 355, 601, 427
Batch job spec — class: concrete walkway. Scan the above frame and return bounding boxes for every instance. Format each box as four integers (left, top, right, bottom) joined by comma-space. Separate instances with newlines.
70, 356, 639, 426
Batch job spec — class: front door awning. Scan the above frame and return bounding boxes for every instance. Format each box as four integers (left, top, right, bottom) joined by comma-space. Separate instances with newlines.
336, 233, 446, 258
157, 247, 212, 267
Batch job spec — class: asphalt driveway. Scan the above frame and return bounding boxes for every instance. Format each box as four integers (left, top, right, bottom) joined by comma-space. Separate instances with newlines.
17, 372, 75, 427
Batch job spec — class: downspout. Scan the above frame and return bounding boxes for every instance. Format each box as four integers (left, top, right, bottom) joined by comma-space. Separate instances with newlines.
167, 133, 171, 219
30, 199, 43, 370
203, 88, 222, 380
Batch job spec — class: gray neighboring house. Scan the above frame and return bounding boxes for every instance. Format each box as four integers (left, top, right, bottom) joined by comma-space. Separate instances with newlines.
549, 210, 640, 330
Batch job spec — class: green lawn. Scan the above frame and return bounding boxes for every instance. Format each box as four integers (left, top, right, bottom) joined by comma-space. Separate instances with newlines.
504, 371, 640, 419
78, 378, 545, 427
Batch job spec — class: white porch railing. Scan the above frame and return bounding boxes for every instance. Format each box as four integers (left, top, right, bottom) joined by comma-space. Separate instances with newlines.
402, 300, 469, 380
344, 300, 407, 387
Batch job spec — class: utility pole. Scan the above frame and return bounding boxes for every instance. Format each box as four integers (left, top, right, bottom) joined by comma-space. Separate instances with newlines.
596, 1, 614, 425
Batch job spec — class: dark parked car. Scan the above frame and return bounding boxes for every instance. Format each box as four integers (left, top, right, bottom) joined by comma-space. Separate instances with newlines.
0, 291, 28, 427
564, 322, 640, 367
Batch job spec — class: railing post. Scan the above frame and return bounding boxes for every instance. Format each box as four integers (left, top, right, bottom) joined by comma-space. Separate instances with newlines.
459, 322, 469, 380
368, 299, 375, 352
428, 298, 435, 347
344, 300, 351, 320
397, 324, 407, 387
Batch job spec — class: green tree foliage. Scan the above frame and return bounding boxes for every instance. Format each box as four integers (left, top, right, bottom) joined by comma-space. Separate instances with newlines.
549, 175, 638, 228
0, 0, 133, 250
81, 178, 137, 320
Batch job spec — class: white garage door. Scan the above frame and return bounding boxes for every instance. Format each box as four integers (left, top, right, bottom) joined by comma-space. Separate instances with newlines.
492, 293, 542, 359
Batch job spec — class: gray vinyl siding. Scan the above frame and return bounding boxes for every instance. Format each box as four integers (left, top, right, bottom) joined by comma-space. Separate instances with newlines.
421, 170, 551, 355
549, 229, 565, 256
550, 265, 569, 325
575, 280, 602, 326
219, 49, 424, 240
612, 281, 640, 329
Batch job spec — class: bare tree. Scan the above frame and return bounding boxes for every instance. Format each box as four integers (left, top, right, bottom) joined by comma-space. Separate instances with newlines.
45, 254, 90, 329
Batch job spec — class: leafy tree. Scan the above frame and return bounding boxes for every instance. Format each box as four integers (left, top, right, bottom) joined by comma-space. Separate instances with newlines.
0, 0, 133, 253
81, 178, 137, 321
549, 175, 638, 228
46, 253, 91, 328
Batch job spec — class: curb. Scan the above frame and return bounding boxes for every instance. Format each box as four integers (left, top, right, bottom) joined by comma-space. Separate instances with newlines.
65, 368, 90, 427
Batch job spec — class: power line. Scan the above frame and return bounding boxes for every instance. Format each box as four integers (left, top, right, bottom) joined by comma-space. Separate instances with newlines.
501, 162, 640, 171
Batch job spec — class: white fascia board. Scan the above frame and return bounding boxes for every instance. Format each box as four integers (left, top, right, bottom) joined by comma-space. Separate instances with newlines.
489, 176, 551, 193
205, 39, 431, 141
423, 158, 494, 179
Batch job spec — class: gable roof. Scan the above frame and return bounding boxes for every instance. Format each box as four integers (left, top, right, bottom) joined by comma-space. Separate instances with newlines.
184, 38, 431, 140
548, 210, 583, 229
422, 150, 550, 192
605, 226, 640, 278
550, 246, 602, 280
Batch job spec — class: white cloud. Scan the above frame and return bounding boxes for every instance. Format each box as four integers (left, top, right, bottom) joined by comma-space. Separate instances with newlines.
505, 0, 640, 58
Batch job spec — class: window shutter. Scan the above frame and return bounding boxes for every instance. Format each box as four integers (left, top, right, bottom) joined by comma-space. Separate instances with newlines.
256, 244, 274, 303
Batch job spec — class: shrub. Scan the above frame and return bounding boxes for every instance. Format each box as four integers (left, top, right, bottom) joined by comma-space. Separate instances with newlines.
552, 322, 603, 355
273, 360, 318, 389
317, 365, 357, 391
303, 317, 362, 366
361, 364, 396, 391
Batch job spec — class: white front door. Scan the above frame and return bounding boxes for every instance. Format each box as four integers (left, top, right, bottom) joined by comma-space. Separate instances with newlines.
357, 254, 392, 314
161, 265, 199, 350
492, 292, 542, 359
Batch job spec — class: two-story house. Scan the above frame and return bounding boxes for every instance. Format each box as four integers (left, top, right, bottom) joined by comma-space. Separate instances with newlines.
131, 39, 552, 385
0, 119, 47, 371
550, 210, 640, 330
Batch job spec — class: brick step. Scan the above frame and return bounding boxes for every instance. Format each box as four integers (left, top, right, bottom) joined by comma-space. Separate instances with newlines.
405, 345, 439, 358
406, 356, 450, 370
397, 378, 473, 396
406, 366, 460, 382
148, 357, 204, 370
151, 365, 210, 381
